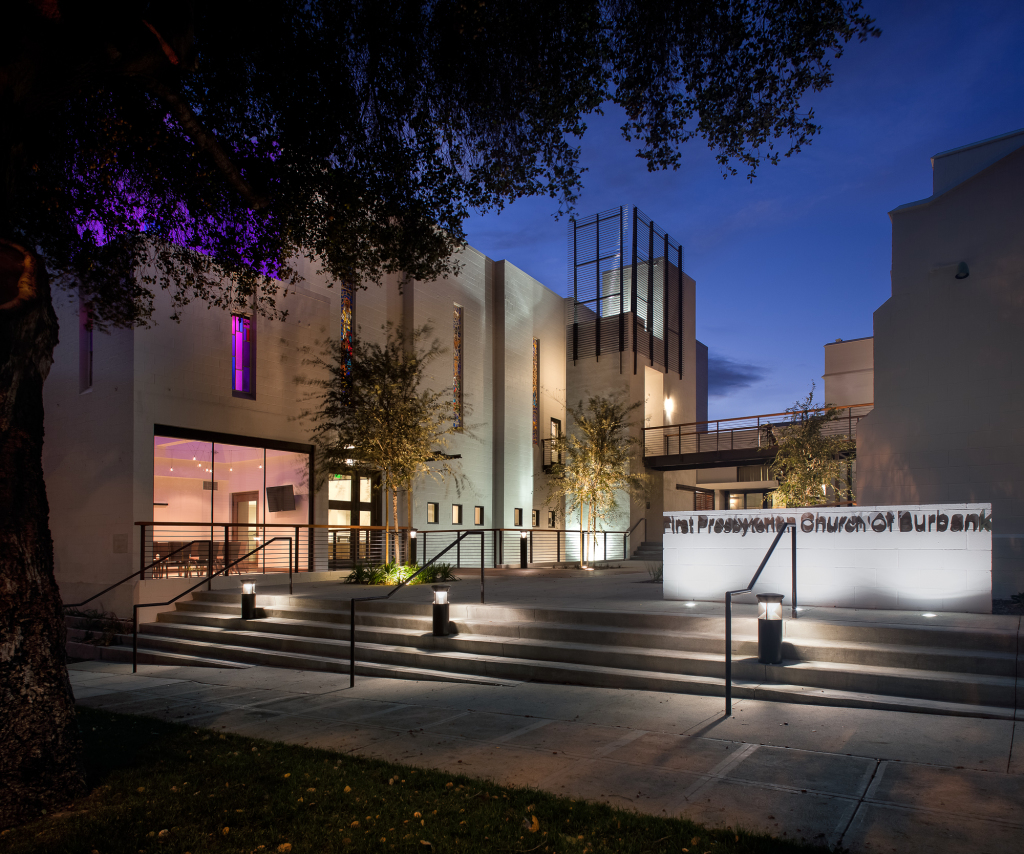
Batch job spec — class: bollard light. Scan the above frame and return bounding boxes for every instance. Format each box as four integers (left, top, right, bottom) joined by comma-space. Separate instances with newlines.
756, 593, 784, 665
410, 529, 418, 566
519, 530, 528, 569
432, 585, 450, 636
241, 582, 257, 620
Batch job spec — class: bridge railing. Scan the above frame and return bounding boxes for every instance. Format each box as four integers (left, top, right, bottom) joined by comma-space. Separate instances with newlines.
643, 403, 873, 459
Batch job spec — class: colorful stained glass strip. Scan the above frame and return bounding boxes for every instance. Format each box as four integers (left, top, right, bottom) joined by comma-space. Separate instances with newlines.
532, 338, 540, 445
453, 305, 463, 429
340, 282, 354, 382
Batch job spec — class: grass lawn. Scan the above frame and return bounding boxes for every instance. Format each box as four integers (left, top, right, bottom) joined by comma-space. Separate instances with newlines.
0, 708, 827, 854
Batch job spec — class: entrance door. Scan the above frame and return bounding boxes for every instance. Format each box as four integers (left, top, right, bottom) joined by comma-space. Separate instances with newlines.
327, 473, 381, 563
231, 491, 259, 570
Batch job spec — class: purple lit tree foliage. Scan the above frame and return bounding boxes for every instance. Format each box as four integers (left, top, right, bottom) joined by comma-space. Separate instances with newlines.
0, 0, 878, 826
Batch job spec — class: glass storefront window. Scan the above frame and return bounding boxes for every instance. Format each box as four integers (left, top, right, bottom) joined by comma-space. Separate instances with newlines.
152, 433, 311, 576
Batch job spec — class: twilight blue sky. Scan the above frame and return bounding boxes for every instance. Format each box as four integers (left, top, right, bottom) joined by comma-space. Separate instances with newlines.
461, 0, 1024, 420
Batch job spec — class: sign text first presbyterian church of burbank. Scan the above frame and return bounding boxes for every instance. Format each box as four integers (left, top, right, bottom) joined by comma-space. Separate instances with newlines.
663, 504, 992, 613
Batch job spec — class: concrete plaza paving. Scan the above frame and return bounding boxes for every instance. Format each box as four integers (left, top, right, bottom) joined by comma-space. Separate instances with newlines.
70, 658, 1023, 853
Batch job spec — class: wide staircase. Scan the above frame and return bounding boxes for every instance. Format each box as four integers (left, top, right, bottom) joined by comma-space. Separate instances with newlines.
108, 591, 1023, 720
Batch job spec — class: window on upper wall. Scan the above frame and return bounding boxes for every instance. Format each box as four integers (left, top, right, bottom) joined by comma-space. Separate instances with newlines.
547, 510, 556, 528
453, 304, 463, 430
513, 508, 523, 526
79, 296, 93, 393
474, 506, 484, 525
532, 338, 540, 445
339, 280, 355, 381
532, 509, 540, 527
426, 502, 439, 524
231, 314, 255, 398
452, 504, 463, 525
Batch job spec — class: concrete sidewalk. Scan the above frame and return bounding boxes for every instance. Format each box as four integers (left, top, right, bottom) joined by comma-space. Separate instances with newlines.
70, 660, 1023, 853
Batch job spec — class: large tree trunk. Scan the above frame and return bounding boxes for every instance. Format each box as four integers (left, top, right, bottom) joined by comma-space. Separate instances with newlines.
0, 239, 85, 829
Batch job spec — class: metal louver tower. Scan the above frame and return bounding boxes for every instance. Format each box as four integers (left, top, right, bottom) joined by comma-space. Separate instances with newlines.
567, 205, 685, 376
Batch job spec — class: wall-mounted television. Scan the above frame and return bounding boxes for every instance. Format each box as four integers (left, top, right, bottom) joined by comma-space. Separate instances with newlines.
266, 485, 296, 513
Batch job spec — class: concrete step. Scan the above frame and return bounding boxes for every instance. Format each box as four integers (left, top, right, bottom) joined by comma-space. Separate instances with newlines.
144, 614, 1019, 708
159, 605, 1017, 677
185, 591, 1019, 651
134, 632, 520, 686
134, 622, 1016, 720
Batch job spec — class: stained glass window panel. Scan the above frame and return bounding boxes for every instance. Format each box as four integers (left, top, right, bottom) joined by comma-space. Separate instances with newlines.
453, 305, 463, 430
532, 338, 540, 445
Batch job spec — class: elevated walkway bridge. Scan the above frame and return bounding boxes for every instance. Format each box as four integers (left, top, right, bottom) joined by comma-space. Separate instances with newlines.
640, 403, 873, 471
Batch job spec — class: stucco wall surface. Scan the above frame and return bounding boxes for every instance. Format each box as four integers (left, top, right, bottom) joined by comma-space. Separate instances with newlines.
857, 140, 1024, 599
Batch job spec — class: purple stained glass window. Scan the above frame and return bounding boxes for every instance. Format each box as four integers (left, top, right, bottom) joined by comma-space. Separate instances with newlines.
232, 315, 252, 394
453, 305, 463, 430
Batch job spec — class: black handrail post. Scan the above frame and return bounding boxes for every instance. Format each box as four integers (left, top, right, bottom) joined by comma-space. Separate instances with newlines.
132, 606, 139, 674
223, 524, 229, 579
480, 531, 486, 604
724, 591, 732, 715
291, 525, 298, 595
349, 597, 356, 688
139, 523, 146, 580
791, 524, 798, 618
207, 539, 213, 591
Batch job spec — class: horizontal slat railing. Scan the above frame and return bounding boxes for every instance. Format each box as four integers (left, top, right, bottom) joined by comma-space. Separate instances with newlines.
644, 403, 873, 459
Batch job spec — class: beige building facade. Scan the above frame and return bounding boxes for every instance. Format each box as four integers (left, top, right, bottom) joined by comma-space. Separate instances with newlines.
857, 128, 1024, 598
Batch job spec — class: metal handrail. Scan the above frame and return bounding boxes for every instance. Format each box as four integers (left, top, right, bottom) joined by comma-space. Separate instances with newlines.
644, 403, 873, 458
724, 523, 797, 717
63, 539, 213, 611
625, 516, 646, 558
131, 536, 293, 672
649, 402, 874, 434
349, 531, 473, 687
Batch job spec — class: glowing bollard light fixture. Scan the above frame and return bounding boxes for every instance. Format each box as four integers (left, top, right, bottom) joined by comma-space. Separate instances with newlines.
432, 585, 450, 636
410, 529, 418, 567
519, 530, 528, 569
241, 582, 257, 620
756, 593, 785, 665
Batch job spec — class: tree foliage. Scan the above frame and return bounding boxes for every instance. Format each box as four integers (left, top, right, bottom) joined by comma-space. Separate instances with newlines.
4, 1, 879, 328
548, 395, 649, 567
768, 386, 856, 508
299, 323, 462, 561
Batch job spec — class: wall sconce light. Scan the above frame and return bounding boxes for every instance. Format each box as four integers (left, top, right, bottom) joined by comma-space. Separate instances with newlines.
409, 529, 418, 566
520, 530, 528, 569
955, 261, 970, 280
241, 582, 257, 620
432, 585, 450, 636
664, 397, 674, 421
756, 593, 784, 664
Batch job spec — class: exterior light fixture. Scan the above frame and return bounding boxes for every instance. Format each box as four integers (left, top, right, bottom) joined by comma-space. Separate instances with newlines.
432, 585, 450, 636
684, 602, 696, 608
520, 530, 528, 569
664, 397, 674, 420
756, 593, 785, 665
241, 583, 257, 620
410, 529, 418, 566
954, 262, 969, 279
922, 613, 937, 618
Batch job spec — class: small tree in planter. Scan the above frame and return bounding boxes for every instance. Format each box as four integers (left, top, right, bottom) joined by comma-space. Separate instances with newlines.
301, 323, 464, 563
768, 386, 856, 508
548, 395, 649, 568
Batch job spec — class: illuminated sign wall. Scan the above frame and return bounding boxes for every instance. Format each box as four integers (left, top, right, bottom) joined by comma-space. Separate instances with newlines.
663, 504, 992, 613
